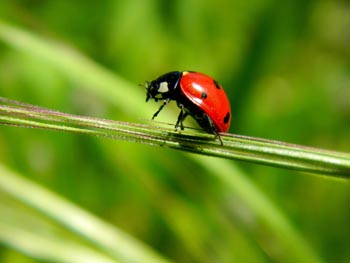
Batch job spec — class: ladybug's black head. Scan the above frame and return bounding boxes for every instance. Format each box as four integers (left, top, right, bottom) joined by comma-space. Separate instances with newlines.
145, 80, 166, 102
145, 71, 182, 102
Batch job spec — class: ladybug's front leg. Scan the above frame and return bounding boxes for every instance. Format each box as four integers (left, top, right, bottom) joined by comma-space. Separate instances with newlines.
152, 98, 171, 119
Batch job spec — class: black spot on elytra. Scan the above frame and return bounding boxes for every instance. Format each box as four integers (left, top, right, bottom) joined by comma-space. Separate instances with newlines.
224, 112, 230, 124
213, 79, 221, 89
201, 92, 208, 99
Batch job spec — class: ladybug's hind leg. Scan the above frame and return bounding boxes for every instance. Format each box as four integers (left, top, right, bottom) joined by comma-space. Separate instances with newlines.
208, 119, 223, 146
201, 113, 223, 145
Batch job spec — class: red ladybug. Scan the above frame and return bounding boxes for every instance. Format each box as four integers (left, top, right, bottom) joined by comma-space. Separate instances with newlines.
146, 71, 231, 143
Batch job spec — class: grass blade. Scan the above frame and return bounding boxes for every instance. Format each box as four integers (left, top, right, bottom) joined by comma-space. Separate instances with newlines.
0, 164, 172, 263
0, 97, 349, 178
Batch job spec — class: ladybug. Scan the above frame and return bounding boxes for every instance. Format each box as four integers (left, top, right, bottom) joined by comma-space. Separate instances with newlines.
145, 71, 231, 143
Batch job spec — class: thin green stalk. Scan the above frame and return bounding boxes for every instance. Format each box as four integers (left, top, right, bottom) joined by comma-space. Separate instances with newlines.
1, 97, 349, 178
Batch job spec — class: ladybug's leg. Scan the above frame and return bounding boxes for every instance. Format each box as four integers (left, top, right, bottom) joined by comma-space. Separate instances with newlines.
152, 98, 171, 119
175, 104, 188, 131
204, 113, 223, 145
180, 112, 189, 130
175, 107, 184, 131
216, 132, 223, 145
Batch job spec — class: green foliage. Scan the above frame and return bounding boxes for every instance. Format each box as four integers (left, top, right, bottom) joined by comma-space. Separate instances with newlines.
0, 1, 349, 262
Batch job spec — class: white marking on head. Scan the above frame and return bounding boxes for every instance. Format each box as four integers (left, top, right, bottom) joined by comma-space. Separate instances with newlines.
158, 82, 169, 93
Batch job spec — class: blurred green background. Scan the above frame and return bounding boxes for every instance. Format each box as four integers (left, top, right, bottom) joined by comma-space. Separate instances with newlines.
0, 0, 349, 262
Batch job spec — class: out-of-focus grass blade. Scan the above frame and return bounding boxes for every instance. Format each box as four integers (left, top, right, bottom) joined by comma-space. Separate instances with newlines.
0, 20, 145, 116
195, 156, 325, 263
0, 164, 173, 263
0, 222, 120, 263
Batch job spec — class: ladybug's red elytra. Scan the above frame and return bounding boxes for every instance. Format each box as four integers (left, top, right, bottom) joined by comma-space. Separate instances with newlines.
145, 71, 231, 143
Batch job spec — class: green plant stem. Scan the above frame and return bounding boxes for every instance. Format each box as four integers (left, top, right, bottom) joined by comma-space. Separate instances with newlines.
1, 98, 349, 178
